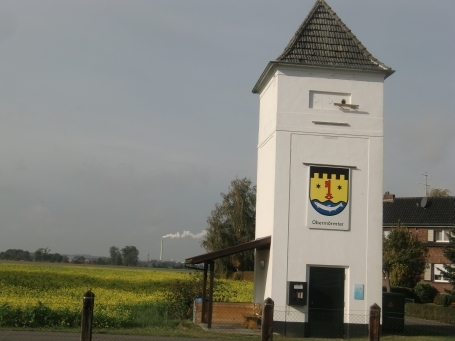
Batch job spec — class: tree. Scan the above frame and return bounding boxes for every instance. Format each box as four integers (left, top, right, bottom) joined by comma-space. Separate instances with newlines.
121, 246, 139, 266
201, 178, 256, 275
34, 249, 43, 262
0, 249, 31, 261
429, 188, 451, 197
34, 247, 51, 262
383, 220, 428, 291
109, 246, 123, 265
440, 227, 455, 299
96, 257, 110, 265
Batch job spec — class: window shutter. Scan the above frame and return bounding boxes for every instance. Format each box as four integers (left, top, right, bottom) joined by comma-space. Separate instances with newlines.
427, 229, 434, 242
424, 263, 432, 281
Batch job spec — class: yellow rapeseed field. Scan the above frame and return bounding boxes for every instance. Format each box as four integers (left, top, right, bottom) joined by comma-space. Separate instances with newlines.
0, 262, 253, 328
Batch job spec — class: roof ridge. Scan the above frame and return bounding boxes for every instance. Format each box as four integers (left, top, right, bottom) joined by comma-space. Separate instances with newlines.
320, 1, 389, 70
277, 0, 321, 61
391, 196, 455, 199
276, 0, 392, 73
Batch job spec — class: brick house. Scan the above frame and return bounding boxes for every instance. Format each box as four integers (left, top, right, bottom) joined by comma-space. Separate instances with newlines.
383, 192, 455, 293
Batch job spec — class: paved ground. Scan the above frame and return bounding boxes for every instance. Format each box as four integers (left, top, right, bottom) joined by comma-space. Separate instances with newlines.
0, 326, 259, 341
405, 316, 455, 337
0, 331, 79, 341
0, 331, 230, 341
1, 318, 454, 340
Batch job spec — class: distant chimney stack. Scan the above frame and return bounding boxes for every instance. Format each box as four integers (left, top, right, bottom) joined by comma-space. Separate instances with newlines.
383, 191, 395, 202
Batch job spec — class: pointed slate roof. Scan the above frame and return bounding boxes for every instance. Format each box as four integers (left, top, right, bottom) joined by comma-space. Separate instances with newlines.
278, 0, 392, 71
253, 0, 394, 93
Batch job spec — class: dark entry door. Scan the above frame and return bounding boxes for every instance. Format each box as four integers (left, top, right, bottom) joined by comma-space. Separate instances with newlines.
308, 267, 345, 338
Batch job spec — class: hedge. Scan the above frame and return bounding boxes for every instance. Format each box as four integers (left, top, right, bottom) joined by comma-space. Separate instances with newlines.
405, 303, 455, 325
383, 286, 415, 299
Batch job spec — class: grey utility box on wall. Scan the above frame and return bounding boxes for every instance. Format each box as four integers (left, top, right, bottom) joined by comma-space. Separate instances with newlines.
288, 281, 307, 306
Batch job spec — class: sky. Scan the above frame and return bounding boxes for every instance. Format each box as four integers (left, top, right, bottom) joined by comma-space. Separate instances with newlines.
0, 0, 454, 261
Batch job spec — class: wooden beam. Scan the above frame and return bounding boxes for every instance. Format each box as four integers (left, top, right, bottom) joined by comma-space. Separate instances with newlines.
334, 102, 359, 109
185, 236, 271, 265
208, 261, 215, 329
201, 262, 208, 323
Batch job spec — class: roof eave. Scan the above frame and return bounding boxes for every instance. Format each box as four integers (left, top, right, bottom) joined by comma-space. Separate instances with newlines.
252, 61, 395, 94
185, 236, 271, 265
252, 61, 276, 94
383, 223, 454, 227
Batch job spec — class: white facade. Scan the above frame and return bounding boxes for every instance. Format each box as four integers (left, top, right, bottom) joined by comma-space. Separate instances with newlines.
254, 64, 386, 321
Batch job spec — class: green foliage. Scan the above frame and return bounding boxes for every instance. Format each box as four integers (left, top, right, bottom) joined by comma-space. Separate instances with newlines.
438, 294, 452, 307
429, 188, 451, 197
121, 246, 139, 266
414, 283, 437, 303
164, 272, 205, 319
383, 286, 415, 299
108, 245, 139, 266
109, 246, 123, 266
441, 227, 455, 297
0, 249, 31, 261
202, 178, 256, 274
162, 272, 254, 320
126, 302, 180, 328
406, 303, 455, 325
0, 301, 183, 329
22, 247, 68, 263
0, 302, 81, 328
383, 221, 428, 288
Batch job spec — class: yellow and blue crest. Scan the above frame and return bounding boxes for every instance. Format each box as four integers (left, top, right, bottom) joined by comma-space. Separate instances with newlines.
309, 166, 349, 216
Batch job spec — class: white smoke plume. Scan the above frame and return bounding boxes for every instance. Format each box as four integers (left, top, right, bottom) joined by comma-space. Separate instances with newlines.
162, 230, 207, 239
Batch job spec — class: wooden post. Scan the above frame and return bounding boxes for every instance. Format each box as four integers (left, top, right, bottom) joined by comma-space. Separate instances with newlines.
262, 297, 274, 341
369, 303, 380, 341
207, 261, 215, 329
201, 262, 208, 323
81, 290, 95, 341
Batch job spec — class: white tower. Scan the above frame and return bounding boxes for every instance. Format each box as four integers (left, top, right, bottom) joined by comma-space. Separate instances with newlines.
252, 0, 393, 337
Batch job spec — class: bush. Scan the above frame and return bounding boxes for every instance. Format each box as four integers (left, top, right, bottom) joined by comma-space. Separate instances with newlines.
414, 283, 437, 303
123, 302, 180, 328
164, 273, 205, 319
0, 301, 184, 329
383, 286, 415, 299
232, 271, 243, 280
406, 302, 455, 325
0, 302, 81, 328
439, 294, 452, 307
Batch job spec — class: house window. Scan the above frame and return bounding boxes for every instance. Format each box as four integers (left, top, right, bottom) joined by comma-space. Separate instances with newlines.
435, 230, 449, 242
383, 231, 391, 238
424, 263, 431, 281
434, 264, 449, 282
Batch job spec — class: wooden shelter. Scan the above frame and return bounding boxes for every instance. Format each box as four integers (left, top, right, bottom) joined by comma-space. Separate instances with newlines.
184, 236, 271, 328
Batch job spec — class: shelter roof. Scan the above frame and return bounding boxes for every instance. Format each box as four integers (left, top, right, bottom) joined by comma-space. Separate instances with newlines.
184, 236, 271, 265
383, 197, 455, 227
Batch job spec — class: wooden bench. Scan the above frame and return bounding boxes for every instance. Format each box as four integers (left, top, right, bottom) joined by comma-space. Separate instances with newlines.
241, 303, 262, 329
242, 314, 261, 329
